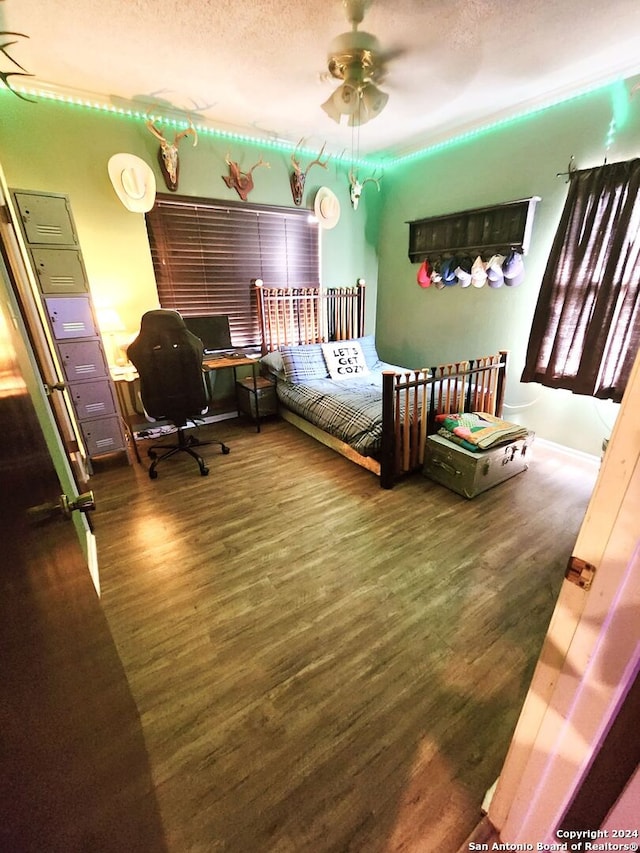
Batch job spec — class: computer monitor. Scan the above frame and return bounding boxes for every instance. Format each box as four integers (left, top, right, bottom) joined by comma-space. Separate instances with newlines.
183, 314, 233, 354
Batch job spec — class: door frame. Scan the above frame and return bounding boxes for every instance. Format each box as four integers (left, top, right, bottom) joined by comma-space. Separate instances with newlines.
0, 173, 100, 595
487, 346, 640, 841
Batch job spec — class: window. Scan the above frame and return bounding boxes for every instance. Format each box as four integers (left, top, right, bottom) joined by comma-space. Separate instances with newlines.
521, 158, 640, 403
145, 194, 320, 348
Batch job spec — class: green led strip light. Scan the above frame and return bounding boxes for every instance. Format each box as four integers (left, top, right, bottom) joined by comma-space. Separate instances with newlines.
4, 75, 630, 171
3, 86, 387, 170
383, 79, 627, 168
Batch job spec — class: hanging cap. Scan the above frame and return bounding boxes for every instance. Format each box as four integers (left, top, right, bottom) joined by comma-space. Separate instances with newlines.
486, 254, 506, 288
441, 256, 459, 286
417, 259, 431, 288
455, 257, 472, 288
503, 250, 525, 286
471, 255, 488, 288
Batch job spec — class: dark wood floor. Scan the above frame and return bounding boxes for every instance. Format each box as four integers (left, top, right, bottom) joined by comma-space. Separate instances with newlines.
87, 418, 600, 852
71, 420, 602, 850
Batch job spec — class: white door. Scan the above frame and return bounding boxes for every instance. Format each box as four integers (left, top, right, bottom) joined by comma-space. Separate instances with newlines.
487, 347, 640, 841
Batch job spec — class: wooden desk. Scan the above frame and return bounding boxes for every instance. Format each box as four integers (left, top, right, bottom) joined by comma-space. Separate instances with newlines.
202, 352, 264, 432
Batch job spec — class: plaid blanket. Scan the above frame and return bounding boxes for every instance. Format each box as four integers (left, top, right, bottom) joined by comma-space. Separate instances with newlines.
435, 411, 528, 451
276, 362, 410, 457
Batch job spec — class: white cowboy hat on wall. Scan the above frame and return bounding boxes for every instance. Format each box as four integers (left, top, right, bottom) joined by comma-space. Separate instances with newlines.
314, 186, 341, 230
108, 153, 156, 213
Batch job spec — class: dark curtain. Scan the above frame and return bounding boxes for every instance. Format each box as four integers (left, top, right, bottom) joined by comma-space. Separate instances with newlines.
521, 158, 640, 403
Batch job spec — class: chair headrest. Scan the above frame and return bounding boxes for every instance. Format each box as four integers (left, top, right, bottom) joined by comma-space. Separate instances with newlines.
139, 309, 187, 335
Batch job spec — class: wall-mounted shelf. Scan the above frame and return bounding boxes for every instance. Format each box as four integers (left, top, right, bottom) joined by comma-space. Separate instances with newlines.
408, 196, 540, 262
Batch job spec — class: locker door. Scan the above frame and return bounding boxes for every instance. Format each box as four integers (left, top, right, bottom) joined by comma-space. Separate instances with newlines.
30, 247, 89, 294
12, 192, 77, 246
45, 296, 97, 339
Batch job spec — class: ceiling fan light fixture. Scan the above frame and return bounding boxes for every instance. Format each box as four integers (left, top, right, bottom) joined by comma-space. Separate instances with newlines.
322, 81, 362, 123
361, 82, 388, 117
321, 2, 391, 126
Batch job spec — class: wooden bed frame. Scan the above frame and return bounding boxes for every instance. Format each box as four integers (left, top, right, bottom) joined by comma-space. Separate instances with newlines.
254, 280, 507, 489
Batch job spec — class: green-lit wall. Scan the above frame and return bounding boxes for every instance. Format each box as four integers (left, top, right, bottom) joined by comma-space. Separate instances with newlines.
0, 93, 380, 338
2, 80, 639, 456
375, 81, 640, 456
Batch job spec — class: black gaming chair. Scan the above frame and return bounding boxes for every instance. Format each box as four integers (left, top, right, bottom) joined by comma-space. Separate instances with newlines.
127, 309, 229, 479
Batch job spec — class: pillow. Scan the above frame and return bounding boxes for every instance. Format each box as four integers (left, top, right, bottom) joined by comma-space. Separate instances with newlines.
280, 344, 330, 383
321, 341, 370, 380
260, 350, 285, 377
353, 335, 380, 369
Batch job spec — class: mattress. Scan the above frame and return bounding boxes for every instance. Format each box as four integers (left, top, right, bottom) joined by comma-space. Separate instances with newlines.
276, 363, 407, 457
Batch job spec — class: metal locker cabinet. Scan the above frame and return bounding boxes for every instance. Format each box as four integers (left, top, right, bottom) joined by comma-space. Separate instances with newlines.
11, 188, 127, 463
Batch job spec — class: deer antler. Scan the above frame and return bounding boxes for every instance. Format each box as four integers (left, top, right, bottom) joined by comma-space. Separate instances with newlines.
248, 155, 270, 174
0, 31, 35, 101
174, 119, 198, 148
291, 139, 329, 175
145, 118, 167, 143
361, 174, 381, 189
223, 154, 269, 201
290, 140, 329, 206
349, 169, 381, 210
145, 117, 198, 191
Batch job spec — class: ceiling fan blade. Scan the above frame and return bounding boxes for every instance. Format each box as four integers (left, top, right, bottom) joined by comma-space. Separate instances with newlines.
377, 45, 407, 65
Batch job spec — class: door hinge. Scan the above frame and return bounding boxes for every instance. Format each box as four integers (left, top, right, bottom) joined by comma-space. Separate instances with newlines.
565, 556, 596, 590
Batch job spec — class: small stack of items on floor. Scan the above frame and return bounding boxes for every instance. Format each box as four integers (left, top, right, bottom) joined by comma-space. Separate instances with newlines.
423, 412, 534, 498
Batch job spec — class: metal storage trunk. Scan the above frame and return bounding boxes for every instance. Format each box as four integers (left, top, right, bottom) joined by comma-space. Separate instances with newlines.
423, 432, 534, 498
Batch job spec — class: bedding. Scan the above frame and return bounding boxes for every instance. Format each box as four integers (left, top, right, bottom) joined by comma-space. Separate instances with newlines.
275, 363, 410, 457
435, 411, 529, 451
262, 336, 415, 457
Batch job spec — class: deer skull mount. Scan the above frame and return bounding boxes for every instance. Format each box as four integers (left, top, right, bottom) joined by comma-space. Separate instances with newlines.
223, 155, 270, 201
289, 140, 330, 206
145, 119, 198, 192
349, 169, 381, 210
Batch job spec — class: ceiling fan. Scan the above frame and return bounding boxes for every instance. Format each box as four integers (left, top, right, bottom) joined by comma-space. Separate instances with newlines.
321, 0, 396, 127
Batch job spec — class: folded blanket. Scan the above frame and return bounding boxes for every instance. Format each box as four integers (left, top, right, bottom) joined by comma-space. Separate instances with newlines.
435, 411, 529, 450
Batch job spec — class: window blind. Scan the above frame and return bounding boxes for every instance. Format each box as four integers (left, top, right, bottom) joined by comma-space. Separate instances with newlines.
145, 194, 320, 348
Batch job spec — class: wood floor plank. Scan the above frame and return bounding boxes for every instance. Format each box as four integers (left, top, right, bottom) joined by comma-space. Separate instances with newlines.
89, 419, 599, 852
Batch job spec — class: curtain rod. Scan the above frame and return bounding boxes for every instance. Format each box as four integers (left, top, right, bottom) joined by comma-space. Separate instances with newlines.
556, 154, 640, 182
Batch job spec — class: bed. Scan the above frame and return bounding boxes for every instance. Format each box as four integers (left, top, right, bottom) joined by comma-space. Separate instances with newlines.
254, 280, 508, 489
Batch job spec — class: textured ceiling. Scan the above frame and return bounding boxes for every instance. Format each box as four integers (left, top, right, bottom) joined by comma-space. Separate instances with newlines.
2, 0, 640, 157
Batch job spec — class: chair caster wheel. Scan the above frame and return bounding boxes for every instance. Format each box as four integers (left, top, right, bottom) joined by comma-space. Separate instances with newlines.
201, 467, 209, 476
222, 445, 230, 454
149, 469, 158, 480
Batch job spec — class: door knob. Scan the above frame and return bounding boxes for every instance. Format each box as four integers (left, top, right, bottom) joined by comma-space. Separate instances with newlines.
60, 491, 96, 517
27, 490, 96, 523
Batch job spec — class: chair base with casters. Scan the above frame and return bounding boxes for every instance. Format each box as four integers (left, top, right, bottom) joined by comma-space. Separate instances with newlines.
146, 423, 230, 479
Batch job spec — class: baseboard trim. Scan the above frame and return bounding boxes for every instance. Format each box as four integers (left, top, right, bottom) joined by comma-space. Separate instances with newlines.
534, 436, 600, 466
